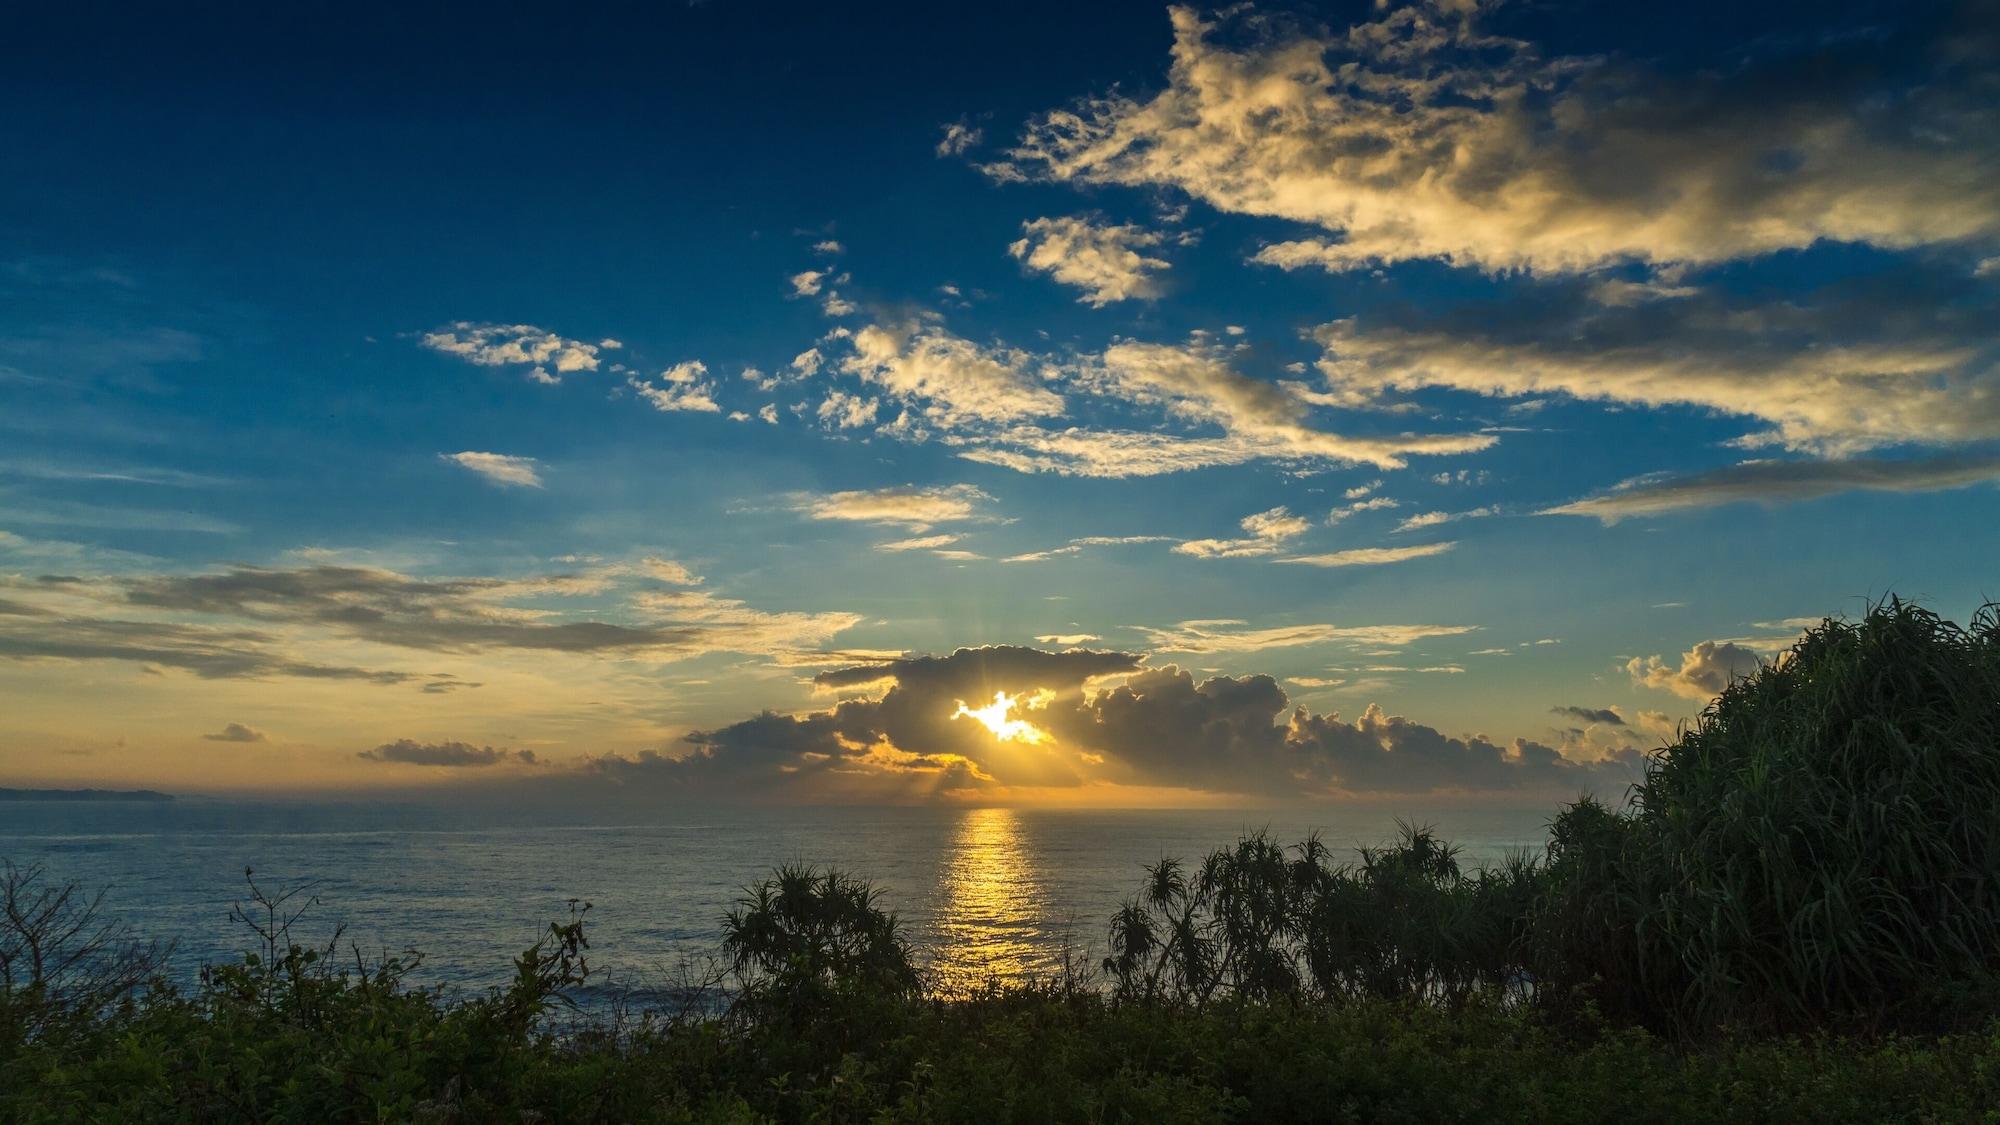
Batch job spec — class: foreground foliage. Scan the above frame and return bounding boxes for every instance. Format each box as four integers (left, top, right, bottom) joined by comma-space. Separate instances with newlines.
5, 599, 2000, 1120
5, 937, 2000, 1124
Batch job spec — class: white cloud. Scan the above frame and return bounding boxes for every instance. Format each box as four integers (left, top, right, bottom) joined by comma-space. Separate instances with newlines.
1174, 506, 1312, 559
876, 533, 962, 553
441, 451, 543, 488
628, 360, 721, 414
1628, 641, 1765, 701
1009, 215, 1171, 305
1000, 5, 2000, 275
790, 270, 826, 297
816, 390, 879, 430
1393, 506, 1495, 533
1136, 618, 1478, 654
1002, 534, 1175, 562
1276, 542, 1457, 568
841, 322, 1066, 429
936, 121, 984, 157
1035, 633, 1099, 646
640, 557, 703, 586
1084, 340, 1495, 469
799, 484, 993, 529
421, 323, 610, 384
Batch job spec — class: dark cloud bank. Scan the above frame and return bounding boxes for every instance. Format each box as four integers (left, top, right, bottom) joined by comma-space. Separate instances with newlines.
564, 646, 1644, 803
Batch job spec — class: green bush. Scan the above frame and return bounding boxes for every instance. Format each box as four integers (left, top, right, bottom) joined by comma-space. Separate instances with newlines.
1539, 600, 2000, 1033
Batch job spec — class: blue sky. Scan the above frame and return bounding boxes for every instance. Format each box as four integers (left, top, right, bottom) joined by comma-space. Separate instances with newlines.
2, 0, 1996, 803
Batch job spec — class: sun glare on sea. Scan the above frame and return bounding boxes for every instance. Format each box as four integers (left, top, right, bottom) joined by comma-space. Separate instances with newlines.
951, 690, 1048, 743
931, 807, 1047, 993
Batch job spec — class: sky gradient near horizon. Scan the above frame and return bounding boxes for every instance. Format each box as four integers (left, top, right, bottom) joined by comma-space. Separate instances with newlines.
2, 0, 1997, 805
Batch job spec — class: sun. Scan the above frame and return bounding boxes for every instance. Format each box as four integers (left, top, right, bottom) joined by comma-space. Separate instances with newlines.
952, 690, 1048, 743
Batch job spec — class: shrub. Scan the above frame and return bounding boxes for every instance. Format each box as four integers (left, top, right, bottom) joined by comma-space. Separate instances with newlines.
723, 863, 919, 999
1533, 599, 2000, 1033
1104, 825, 1543, 1008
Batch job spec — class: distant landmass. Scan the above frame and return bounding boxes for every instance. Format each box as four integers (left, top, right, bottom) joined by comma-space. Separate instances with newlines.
0, 787, 174, 802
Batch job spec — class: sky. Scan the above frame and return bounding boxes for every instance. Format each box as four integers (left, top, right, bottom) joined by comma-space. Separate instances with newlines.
2, 0, 1996, 806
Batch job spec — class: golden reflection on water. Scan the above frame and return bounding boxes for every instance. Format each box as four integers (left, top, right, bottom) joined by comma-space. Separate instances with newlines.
930, 807, 1049, 994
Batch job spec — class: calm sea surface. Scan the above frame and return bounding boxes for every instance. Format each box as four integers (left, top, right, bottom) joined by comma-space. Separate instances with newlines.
0, 801, 1551, 1000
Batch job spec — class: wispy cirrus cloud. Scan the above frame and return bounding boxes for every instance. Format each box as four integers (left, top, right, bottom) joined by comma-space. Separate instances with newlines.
1133, 619, 1477, 654
1276, 542, 1456, 568
1174, 506, 1311, 559
441, 451, 543, 488
797, 484, 994, 530
1547, 455, 2000, 522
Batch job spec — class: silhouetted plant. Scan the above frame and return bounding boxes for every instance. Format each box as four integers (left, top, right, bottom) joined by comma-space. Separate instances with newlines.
722, 864, 918, 999
1609, 599, 2000, 1032
0, 861, 172, 1041
1104, 825, 1542, 1008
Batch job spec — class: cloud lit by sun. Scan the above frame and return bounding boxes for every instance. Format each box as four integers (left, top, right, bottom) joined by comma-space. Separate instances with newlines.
952, 690, 1050, 743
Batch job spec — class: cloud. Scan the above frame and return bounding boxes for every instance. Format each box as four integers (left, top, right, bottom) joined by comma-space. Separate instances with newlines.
790, 270, 826, 297
1084, 340, 1495, 470
1009, 215, 1171, 305
1546, 455, 2000, 522
441, 451, 543, 489
1174, 506, 1312, 559
936, 121, 983, 157
591, 646, 1635, 801
640, 557, 702, 586
1076, 668, 1639, 796
999, 4, 2000, 274
1551, 706, 1623, 727
815, 390, 879, 430
1035, 633, 1099, 646
421, 323, 611, 385
1133, 619, 1476, 654
1308, 264, 2000, 455
799, 484, 992, 529
1628, 641, 1765, 701
876, 533, 962, 553
0, 608, 419, 683
841, 322, 1066, 429
202, 722, 268, 743
952, 425, 1268, 478
1393, 506, 1495, 533
1002, 534, 1177, 562
0, 563, 862, 676
628, 361, 721, 414
1275, 542, 1456, 568
359, 739, 536, 768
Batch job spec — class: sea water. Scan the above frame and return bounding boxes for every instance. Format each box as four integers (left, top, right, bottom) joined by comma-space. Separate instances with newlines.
0, 800, 1552, 1001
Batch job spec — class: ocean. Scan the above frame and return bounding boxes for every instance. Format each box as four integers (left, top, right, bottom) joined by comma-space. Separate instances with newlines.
0, 800, 1553, 1001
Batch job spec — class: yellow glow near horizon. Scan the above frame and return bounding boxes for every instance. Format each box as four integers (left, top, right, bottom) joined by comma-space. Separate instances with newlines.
951, 690, 1048, 743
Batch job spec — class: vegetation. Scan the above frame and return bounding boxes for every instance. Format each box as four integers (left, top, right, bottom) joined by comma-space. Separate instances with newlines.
4, 600, 1999, 1121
